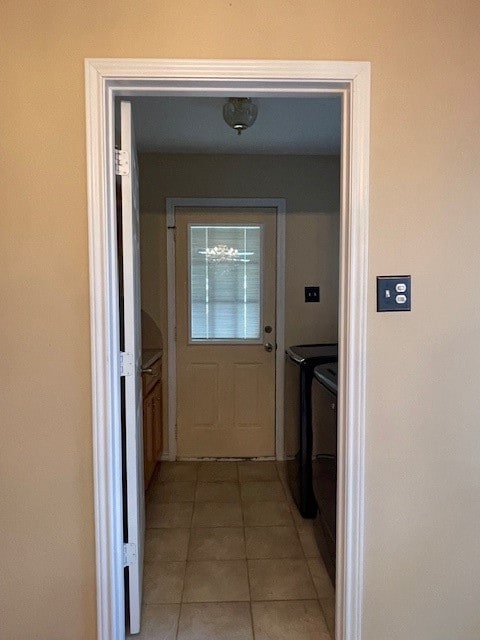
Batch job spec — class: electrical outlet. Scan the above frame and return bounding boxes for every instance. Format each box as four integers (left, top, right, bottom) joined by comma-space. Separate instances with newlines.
305, 286, 320, 303
377, 276, 411, 312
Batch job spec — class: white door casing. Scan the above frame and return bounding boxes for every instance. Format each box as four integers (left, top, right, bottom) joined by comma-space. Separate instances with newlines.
167, 198, 286, 461
85, 59, 370, 640
119, 101, 145, 635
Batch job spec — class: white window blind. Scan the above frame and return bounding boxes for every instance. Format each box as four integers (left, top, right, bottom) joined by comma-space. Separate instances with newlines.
189, 225, 262, 340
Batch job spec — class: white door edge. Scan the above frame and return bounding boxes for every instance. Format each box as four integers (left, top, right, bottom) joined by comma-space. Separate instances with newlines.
165, 197, 286, 462
119, 100, 144, 635
84, 58, 370, 640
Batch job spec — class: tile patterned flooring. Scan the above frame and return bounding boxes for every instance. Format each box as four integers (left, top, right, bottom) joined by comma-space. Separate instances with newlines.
131, 461, 335, 639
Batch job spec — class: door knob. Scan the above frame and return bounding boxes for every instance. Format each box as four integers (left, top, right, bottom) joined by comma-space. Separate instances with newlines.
141, 367, 158, 376
264, 342, 274, 352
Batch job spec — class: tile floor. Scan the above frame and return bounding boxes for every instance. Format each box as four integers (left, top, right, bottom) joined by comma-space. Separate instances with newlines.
131, 460, 335, 639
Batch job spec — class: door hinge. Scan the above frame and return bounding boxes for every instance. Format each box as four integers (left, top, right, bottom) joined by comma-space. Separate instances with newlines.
123, 542, 137, 567
120, 351, 133, 377
115, 149, 130, 176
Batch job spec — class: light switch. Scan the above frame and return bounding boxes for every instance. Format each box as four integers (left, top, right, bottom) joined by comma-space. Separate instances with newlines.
377, 276, 411, 312
305, 286, 320, 303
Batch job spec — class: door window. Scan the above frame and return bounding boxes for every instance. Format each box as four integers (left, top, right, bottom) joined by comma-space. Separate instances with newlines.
189, 224, 262, 341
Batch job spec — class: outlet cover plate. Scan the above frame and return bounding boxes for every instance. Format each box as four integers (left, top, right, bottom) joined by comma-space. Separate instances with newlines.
377, 276, 411, 312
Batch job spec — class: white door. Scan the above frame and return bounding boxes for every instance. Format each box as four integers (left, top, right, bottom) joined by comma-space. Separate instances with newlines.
175, 206, 277, 457
119, 101, 144, 635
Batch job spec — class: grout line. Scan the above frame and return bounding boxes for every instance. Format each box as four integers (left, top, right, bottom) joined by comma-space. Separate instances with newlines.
171, 597, 329, 605
305, 554, 322, 602
173, 602, 182, 640
245, 555, 256, 639
240, 483, 257, 640
248, 597, 325, 603
318, 597, 336, 640
146, 597, 326, 606
177, 470, 196, 630
172, 597, 328, 604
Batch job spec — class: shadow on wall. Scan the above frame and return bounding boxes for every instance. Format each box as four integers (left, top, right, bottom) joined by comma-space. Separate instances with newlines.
141, 309, 163, 350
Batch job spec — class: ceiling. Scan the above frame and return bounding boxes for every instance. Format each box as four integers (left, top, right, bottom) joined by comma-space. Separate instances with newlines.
130, 96, 341, 155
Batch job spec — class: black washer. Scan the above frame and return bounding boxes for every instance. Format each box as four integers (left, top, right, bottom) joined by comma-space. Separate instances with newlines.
284, 344, 338, 518
312, 362, 338, 585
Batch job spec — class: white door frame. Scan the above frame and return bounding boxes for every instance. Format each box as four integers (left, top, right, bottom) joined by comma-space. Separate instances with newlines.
85, 58, 370, 640
166, 197, 286, 461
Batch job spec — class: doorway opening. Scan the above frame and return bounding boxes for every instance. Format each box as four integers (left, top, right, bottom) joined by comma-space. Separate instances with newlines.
85, 58, 370, 640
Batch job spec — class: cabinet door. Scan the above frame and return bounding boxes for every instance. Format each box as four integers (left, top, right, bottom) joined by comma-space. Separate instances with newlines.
153, 380, 163, 462
143, 391, 155, 488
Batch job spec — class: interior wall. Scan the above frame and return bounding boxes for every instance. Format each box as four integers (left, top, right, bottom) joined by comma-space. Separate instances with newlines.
139, 154, 340, 454
2, 2, 480, 639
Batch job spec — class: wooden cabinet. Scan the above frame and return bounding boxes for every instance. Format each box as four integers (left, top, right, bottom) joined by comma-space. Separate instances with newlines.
142, 353, 163, 489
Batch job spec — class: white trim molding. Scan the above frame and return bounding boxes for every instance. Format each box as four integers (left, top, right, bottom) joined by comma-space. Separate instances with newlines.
84, 58, 370, 640
165, 197, 286, 462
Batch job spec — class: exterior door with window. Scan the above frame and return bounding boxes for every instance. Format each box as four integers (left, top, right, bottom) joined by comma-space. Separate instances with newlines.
175, 206, 276, 457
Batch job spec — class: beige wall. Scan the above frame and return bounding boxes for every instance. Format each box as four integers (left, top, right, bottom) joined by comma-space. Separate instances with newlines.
139, 154, 340, 454
2, 1, 480, 639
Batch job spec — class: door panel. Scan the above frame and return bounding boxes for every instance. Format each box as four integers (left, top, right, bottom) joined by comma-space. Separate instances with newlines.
188, 363, 219, 427
175, 207, 276, 458
233, 363, 260, 426
119, 100, 144, 635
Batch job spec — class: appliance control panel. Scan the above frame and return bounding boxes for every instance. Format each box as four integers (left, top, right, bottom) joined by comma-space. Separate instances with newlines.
376, 276, 411, 312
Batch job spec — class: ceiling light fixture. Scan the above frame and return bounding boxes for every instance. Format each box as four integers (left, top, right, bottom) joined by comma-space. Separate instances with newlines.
223, 98, 258, 135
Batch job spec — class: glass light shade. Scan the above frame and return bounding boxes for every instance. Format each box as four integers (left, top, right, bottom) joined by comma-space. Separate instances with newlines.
223, 98, 258, 135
